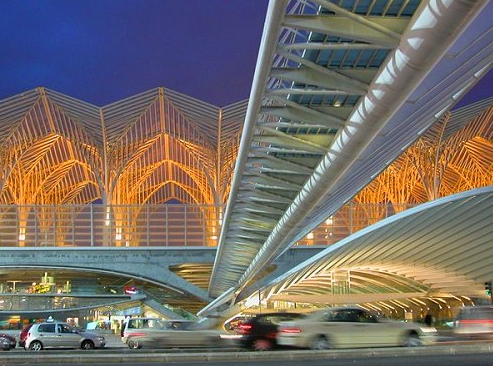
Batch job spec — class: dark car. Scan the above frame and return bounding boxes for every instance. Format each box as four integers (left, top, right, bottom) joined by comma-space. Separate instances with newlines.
19, 324, 34, 348
236, 312, 304, 351
0, 332, 17, 350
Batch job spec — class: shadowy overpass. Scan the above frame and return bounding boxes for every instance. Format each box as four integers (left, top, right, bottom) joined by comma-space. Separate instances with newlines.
0, 246, 322, 305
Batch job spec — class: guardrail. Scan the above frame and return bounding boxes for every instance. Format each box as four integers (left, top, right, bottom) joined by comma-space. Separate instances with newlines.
0, 292, 137, 312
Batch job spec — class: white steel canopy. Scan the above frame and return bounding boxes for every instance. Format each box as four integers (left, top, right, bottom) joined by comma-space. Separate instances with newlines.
263, 185, 493, 302
209, 0, 493, 298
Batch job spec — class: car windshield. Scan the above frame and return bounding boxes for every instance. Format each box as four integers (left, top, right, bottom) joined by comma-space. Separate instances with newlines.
309, 308, 382, 323
257, 313, 306, 325
164, 320, 194, 330
56, 323, 73, 333
128, 318, 168, 329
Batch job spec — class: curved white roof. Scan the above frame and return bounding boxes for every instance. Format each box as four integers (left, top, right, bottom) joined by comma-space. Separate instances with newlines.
262, 185, 493, 302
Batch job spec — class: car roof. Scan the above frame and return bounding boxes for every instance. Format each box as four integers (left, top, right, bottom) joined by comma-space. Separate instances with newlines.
245, 312, 305, 322
34, 320, 69, 326
253, 312, 301, 317
305, 306, 368, 316
315, 306, 364, 312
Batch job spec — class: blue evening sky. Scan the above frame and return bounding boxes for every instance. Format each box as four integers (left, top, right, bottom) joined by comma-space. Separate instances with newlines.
0, 0, 268, 106
0, 0, 490, 107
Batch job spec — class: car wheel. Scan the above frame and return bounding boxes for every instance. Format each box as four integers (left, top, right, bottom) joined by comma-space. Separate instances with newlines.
81, 340, 95, 350
402, 332, 422, 347
128, 339, 141, 349
251, 338, 273, 351
310, 335, 330, 350
29, 341, 43, 351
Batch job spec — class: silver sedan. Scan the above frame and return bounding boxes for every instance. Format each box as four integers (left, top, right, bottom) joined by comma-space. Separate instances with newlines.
277, 307, 436, 349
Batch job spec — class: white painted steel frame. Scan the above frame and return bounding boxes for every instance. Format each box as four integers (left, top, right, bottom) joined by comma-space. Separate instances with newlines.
209, 0, 493, 298
262, 185, 493, 302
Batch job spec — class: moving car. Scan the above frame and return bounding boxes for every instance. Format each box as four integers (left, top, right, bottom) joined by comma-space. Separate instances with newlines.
454, 305, 493, 336
122, 317, 226, 349
121, 317, 194, 348
236, 312, 304, 351
19, 324, 34, 348
24, 321, 106, 351
277, 306, 436, 349
0, 333, 16, 350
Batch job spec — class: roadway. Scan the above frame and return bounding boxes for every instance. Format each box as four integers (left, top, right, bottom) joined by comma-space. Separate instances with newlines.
13, 354, 492, 366
1, 341, 492, 365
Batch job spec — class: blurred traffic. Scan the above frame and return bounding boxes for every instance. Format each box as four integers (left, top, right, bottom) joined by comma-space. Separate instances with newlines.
235, 312, 304, 351
0, 304, 491, 353
275, 307, 436, 349
121, 316, 233, 349
453, 305, 493, 337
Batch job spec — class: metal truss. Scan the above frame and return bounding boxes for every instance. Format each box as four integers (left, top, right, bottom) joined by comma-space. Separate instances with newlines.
0, 87, 246, 206
0, 87, 247, 246
209, 0, 493, 298
228, 101, 493, 315
369, 98, 493, 202
294, 97, 493, 245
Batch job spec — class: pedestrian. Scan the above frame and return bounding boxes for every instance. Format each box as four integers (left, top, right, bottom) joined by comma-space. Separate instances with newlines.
424, 313, 433, 326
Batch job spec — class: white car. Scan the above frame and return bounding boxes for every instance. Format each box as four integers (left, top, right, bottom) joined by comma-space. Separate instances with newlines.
24, 321, 105, 351
122, 317, 226, 349
277, 306, 436, 349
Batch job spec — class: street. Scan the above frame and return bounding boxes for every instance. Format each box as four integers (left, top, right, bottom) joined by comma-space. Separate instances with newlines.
1, 342, 492, 366
2, 353, 492, 366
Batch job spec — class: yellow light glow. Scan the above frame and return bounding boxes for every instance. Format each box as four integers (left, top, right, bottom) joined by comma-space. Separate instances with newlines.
18, 227, 26, 241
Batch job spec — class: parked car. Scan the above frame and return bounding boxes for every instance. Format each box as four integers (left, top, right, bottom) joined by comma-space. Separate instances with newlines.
122, 316, 226, 349
236, 312, 305, 351
454, 305, 493, 336
0, 333, 16, 350
24, 321, 106, 351
19, 324, 34, 348
277, 306, 436, 349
